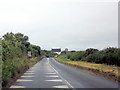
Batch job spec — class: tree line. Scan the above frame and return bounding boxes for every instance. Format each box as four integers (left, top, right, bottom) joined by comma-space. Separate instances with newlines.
2, 32, 41, 86
61, 47, 120, 66
42, 50, 57, 57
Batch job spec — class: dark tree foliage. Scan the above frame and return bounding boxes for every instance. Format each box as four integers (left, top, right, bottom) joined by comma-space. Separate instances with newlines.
2, 32, 41, 61
85, 48, 99, 55
65, 47, 119, 66
2, 32, 41, 60
29, 45, 41, 57
82, 47, 120, 66
43, 50, 57, 57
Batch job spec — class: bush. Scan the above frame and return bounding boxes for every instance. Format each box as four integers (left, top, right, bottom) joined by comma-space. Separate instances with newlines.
2, 32, 41, 86
81, 47, 120, 66
67, 51, 85, 61
59, 47, 120, 66
43, 50, 57, 57
85, 48, 99, 55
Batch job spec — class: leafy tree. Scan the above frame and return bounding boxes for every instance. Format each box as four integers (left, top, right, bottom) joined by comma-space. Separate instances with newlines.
85, 48, 99, 55
81, 47, 120, 66
2, 32, 41, 86
43, 50, 57, 57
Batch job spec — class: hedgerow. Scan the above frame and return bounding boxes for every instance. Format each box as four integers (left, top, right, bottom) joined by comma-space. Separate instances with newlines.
64, 47, 120, 66
2, 32, 41, 86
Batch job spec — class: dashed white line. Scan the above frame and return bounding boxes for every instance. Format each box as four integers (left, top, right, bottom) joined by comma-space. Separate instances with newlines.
47, 58, 74, 88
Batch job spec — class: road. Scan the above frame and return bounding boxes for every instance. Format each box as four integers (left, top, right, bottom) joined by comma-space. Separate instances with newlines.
10, 58, 118, 89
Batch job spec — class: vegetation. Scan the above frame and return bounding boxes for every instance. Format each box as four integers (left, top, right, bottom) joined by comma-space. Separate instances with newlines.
2, 32, 41, 87
81, 48, 120, 66
42, 50, 57, 57
56, 47, 120, 82
1, 32, 120, 86
55, 57, 120, 82
64, 48, 120, 66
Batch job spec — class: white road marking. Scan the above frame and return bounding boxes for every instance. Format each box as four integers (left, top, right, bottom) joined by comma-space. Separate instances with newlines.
48, 58, 74, 88
10, 85, 25, 88
45, 75, 59, 77
45, 79, 63, 82
52, 85, 69, 88
16, 79, 33, 82
21, 76, 35, 77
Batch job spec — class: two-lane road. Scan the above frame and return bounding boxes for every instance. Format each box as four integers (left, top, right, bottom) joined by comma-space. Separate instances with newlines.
10, 58, 118, 88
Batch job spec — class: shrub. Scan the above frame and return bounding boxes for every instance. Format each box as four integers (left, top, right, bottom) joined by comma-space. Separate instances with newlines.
2, 32, 41, 86
59, 47, 120, 66
81, 47, 120, 66
67, 51, 85, 61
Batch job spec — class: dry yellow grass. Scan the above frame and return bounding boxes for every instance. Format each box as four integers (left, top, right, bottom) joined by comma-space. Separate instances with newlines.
55, 57, 119, 78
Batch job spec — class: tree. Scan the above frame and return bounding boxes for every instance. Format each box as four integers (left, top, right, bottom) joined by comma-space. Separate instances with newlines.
85, 48, 99, 55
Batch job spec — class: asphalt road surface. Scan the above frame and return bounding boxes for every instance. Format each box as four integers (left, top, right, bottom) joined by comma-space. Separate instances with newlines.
10, 58, 118, 89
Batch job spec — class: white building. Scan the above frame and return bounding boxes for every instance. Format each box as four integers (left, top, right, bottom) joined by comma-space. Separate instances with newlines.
51, 48, 61, 55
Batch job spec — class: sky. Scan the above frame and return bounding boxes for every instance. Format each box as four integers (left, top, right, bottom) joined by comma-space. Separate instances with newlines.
0, 0, 119, 51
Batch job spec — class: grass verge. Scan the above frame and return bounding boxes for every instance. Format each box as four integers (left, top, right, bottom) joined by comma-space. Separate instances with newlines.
55, 57, 120, 83
2, 56, 42, 88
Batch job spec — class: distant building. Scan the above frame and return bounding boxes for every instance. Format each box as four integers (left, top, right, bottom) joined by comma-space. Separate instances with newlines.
65, 48, 68, 51
51, 48, 61, 55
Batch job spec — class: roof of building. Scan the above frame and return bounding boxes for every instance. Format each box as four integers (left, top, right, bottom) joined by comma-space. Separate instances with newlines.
51, 48, 61, 52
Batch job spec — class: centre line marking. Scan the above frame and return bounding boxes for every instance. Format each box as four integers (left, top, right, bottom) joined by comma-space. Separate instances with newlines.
47, 58, 74, 88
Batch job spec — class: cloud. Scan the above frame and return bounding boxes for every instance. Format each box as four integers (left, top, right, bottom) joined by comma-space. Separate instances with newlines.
0, 0, 118, 50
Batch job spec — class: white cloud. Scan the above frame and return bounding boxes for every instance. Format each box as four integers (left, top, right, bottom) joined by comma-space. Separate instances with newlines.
0, 0, 118, 50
